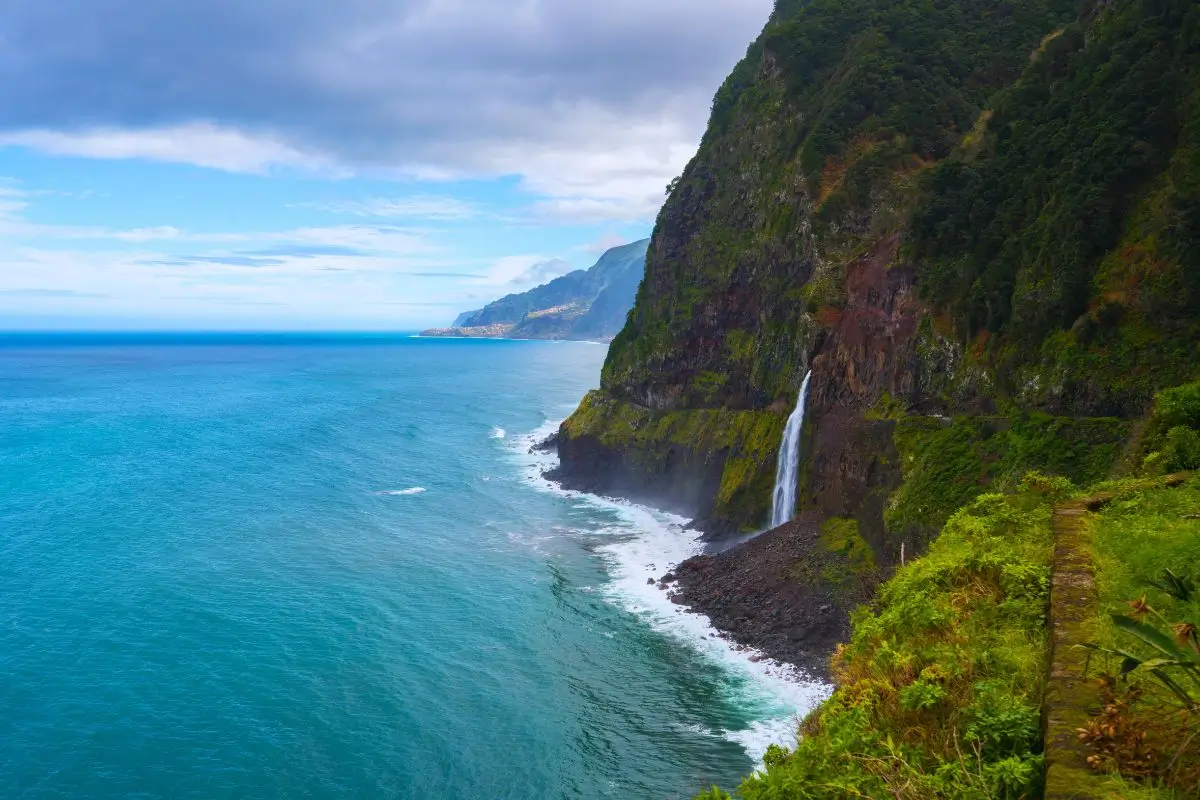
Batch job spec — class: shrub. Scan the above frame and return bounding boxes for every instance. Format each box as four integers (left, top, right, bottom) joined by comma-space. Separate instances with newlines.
1144, 426, 1200, 474
711, 488, 1054, 799
1152, 382, 1200, 432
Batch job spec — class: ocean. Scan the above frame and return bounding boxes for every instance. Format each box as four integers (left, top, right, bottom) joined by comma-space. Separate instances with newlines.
0, 333, 827, 799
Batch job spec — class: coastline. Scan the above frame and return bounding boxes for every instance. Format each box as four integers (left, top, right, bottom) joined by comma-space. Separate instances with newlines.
537, 427, 852, 679
668, 516, 857, 680
511, 417, 832, 761
412, 332, 612, 345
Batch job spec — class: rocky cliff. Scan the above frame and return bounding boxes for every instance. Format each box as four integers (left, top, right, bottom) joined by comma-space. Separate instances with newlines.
423, 239, 649, 342
554, 0, 1199, 657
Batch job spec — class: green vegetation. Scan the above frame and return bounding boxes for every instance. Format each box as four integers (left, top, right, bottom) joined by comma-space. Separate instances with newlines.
1086, 475, 1200, 795
562, 392, 784, 528
787, 518, 879, 598
911, 0, 1200, 415
700, 477, 1069, 799
698, 465, 1200, 799
888, 413, 1128, 537
818, 517, 875, 574
815, 517, 877, 596
1141, 381, 1200, 474
604, 0, 1078, 408
1078, 380, 1200, 795
555, 0, 1200, 792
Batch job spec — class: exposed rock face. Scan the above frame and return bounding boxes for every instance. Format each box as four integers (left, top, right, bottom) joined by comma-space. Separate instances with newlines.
669, 513, 859, 679
550, 429, 728, 525
547, 393, 783, 534
553, 0, 1200, 664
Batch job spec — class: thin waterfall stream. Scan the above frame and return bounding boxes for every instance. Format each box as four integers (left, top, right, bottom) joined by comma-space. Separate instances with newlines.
770, 370, 812, 528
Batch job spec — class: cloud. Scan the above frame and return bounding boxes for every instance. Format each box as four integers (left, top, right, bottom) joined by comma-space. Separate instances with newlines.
532, 196, 663, 225
0, 174, 639, 325
297, 196, 479, 221
404, 271, 488, 279
364, 300, 472, 307
510, 258, 574, 285
0, 0, 773, 221
163, 295, 289, 306
246, 244, 370, 258
0, 184, 32, 217
0, 244, 486, 325
0, 288, 108, 298
151, 255, 290, 268
576, 233, 631, 255
478, 255, 573, 286
0, 125, 337, 175
0, 189, 191, 242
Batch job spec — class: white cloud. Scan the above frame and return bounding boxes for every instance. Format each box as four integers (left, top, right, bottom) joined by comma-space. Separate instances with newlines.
295, 196, 480, 220
0, 186, 542, 325
0, 124, 339, 175
0, 243, 481, 326
508, 258, 573, 286
0, 115, 686, 223
0, 0, 773, 224
576, 233, 631, 255
110, 226, 184, 242
479, 255, 551, 286
0, 187, 31, 217
0, 186, 435, 254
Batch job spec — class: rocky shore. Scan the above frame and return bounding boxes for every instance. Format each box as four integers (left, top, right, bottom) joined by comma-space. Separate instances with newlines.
661, 513, 863, 681
540, 431, 855, 680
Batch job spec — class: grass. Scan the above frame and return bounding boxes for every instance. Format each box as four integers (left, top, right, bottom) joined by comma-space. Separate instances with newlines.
887, 413, 1128, 539
698, 475, 1070, 799
1085, 474, 1200, 796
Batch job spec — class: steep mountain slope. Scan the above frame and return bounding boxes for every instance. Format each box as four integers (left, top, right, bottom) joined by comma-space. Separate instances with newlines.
457, 261, 587, 329
547, 1, 1200, 796
555, 0, 1199, 552
423, 239, 649, 341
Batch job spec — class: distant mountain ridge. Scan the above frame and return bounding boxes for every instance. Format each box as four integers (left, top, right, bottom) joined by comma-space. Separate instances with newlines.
422, 239, 649, 342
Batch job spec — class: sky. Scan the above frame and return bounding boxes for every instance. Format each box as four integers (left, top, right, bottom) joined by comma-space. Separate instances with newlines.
0, 0, 773, 330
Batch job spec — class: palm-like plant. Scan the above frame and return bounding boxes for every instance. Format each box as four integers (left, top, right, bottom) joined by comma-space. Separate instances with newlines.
1084, 570, 1200, 710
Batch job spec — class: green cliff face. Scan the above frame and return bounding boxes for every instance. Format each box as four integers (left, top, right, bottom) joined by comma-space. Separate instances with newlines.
557, 392, 783, 528
911, 0, 1200, 416
603, 0, 1079, 411
556, 0, 1200, 540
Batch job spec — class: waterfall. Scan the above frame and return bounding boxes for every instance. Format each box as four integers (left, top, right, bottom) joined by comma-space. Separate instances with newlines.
770, 370, 812, 528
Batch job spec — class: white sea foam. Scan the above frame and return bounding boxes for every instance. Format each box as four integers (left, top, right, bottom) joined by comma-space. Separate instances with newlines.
489, 427, 507, 439
509, 420, 832, 763
378, 487, 427, 496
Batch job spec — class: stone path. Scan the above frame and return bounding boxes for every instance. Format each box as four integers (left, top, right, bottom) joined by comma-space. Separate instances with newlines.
1042, 474, 1189, 799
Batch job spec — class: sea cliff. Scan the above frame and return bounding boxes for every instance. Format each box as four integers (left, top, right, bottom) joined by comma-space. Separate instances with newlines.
553, 0, 1200, 793
556, 0, 1198, 602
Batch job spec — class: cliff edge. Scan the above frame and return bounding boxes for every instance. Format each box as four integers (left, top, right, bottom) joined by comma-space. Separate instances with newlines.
554, 0, 1200, 660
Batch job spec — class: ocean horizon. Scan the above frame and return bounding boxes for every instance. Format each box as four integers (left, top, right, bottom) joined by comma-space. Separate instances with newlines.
0, 333, 826, 799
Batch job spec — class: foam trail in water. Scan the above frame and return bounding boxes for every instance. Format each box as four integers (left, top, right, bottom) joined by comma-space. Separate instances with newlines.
378, 487, 427, 496
770, 371, 812, 528
510, 419, 831, 762
489, 427, 506, 439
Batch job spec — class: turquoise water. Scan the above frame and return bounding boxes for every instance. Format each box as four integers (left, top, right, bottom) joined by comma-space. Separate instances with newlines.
0, 334, 824, 799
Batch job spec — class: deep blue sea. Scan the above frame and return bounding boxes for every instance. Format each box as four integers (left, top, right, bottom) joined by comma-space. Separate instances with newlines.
0, 334, 826, 799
